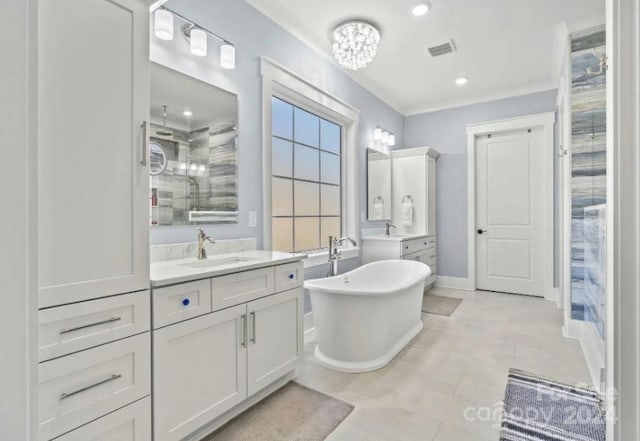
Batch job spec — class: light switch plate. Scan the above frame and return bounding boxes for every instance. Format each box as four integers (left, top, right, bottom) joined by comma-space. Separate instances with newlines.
248, 211, 257, 228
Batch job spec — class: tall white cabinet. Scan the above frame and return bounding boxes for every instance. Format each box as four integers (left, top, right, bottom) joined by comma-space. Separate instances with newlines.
391, 147, 439, 237
38, 0, 150, 308
37, 1, 151, 440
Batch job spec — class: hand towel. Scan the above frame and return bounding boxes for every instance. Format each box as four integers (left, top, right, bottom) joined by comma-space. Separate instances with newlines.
401, 198, 414, 226
373, 197, 384, 220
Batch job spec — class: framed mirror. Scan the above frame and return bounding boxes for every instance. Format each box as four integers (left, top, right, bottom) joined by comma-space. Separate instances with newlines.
149, 63, 239, 226
366, 149, 392, 220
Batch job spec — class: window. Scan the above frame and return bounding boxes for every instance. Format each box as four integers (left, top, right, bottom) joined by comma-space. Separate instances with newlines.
271, 96, 342, 252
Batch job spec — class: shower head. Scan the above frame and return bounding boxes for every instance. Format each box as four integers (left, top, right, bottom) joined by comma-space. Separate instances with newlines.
156, 105, 173, 136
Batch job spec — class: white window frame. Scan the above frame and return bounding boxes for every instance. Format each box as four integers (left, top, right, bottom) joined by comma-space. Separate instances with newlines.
260, 57, 360, 268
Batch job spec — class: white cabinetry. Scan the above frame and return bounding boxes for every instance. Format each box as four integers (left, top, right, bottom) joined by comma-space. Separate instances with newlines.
153, 305, 248, 441
152, 263, 304, 441
391, 147, 439, 237
362, 236, 437, 288
38, 0, 149, 308
36, 1, 151, 439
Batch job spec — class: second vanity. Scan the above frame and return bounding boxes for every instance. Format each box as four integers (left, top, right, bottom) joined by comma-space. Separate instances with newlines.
362, 234, 437, 288
150, 250, 305, 441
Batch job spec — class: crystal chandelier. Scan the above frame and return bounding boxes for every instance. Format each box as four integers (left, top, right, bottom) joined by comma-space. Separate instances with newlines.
332, 21, 380, 71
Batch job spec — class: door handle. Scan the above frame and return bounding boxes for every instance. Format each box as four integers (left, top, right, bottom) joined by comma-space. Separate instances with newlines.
140, 121, 147, 166
250, 311, 256, 344
240, 314, 246, 348
477, 229, 487, 235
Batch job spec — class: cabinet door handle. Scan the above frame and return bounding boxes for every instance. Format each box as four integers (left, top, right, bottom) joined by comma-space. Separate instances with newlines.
250, 311, 256, 344
59, 374, 122, 400
59, 317, 122, 335
240, 314, 246, 347
140, 120, 147, 166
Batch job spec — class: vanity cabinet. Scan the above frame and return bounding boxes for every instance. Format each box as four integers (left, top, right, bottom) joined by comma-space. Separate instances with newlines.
151, 262, 304, 441
38, 0, 150, 309
362, 236, 437, 288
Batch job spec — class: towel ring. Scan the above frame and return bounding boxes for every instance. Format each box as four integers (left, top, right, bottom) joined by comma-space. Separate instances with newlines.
373, 196, 384, 204
402, 195, 413, 204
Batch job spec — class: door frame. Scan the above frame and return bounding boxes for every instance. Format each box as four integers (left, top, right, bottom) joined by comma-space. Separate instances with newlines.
466, 112, 556, 299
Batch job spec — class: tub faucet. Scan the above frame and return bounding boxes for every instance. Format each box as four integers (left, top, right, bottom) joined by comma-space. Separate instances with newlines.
197, 228, 215, 260
327, 235, 358, 277
385, 222, 397, 237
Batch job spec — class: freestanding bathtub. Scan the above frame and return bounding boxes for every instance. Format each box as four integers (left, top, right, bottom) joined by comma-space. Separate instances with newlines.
304, 260, 431, 373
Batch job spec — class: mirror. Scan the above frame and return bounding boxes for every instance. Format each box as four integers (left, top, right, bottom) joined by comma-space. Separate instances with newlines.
366, 149, 392, 220
149, 63, 239, 226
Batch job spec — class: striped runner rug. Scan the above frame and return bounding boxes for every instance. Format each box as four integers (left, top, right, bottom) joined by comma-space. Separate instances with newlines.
500, 369, 606, 441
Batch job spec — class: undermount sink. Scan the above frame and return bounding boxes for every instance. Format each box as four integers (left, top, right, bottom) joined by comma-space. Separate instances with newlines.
179, 256, 259, 269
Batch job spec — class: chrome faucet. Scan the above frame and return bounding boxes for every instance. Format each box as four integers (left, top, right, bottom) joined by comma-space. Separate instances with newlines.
327, 235, 357, 277
197, 228, 215, 260
385, 222, 397, 237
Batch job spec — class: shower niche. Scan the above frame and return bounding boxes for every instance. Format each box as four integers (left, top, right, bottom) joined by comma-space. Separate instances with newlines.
149, 62, 239, 226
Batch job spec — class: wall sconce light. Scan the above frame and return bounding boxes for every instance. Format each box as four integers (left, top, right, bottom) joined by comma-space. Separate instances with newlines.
189, 28, 208, 57
154, 7, 236, 70
154, 9, 174, 41
373, 126, 396, 149
220, 44, 236, 70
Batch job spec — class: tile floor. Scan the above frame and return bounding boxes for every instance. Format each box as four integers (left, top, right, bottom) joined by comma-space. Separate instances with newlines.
296, 287, 592, 441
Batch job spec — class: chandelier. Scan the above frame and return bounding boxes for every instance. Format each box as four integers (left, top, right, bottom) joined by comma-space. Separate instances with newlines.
332, 21, 380, 71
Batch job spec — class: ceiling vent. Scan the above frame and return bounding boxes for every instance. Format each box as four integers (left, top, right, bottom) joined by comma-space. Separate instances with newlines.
428, 39, 457, 57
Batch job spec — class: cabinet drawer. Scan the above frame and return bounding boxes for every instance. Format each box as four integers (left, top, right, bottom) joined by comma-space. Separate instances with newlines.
212, 267, 275, 311
152, 279, 211, 328
426, 252, 437, 267
401, 237, 429, 256
38, 333, 151, 441
274, 262, 304, 292
38, 291, 150, 362
54, 397, 151, 441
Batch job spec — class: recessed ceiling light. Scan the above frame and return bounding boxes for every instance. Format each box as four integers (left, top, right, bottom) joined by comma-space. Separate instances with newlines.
183, 110, 193, 117
455, 77, 468, 86
412, 2, 431, 17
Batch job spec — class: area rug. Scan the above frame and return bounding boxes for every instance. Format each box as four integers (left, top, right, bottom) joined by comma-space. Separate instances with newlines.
202, 382, 354, 441
422, 294, 462, 316
500, 369, 606, 441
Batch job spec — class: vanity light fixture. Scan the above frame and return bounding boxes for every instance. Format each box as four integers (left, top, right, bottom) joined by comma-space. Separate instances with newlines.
189, 28, 208, 57
388, 133, 396, 147
372, 126, 395, 149
157, 6, 236, 69
411, 2, 431, 17
455, 76, 469, 86
154, 8, 174, 41
220, 44, 236, 70
183, 110, 193, 117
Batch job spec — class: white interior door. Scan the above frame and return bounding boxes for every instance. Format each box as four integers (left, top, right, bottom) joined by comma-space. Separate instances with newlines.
476, 128, 544, 296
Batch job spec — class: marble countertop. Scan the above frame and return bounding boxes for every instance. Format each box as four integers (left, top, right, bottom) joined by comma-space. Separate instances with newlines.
361, 234, 428, 242
150, 250, 306, 287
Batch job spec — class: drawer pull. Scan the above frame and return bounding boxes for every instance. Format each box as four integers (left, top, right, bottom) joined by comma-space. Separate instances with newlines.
182, 298, 191, 307
288, 273, 295, 280
240, 314, 247, 347
59, 317, 122, 335
59, 374, 122, 400
430, 255, 436, 258
250, 311, 256, 344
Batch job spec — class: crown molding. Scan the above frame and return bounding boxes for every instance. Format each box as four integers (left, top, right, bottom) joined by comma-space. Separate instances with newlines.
247, 0, 407, 115
404, 81, 558, 117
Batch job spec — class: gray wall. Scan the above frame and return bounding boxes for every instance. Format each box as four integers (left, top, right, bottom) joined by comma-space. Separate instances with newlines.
404, 90, 558, 278
150, 0, 404, 246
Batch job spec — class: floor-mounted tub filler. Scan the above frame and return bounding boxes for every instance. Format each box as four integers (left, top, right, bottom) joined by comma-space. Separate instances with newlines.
304, 260, 431, 373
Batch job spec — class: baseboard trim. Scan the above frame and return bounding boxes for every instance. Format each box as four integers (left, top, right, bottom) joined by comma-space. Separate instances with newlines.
435, 276, 474, 291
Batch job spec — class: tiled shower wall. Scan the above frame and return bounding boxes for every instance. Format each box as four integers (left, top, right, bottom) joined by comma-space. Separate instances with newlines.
570, 25, 606, 330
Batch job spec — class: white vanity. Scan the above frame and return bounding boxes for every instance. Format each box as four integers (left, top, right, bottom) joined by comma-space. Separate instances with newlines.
149, 251, 305, 441
362, 235, 437, 287
363, 146, 439, 288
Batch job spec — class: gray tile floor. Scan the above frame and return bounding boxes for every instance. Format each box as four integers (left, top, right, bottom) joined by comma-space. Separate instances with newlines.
296, 287, 592, 441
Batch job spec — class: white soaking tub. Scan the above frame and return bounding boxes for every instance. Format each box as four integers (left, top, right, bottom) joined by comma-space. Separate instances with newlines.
304, 260, 431, 373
